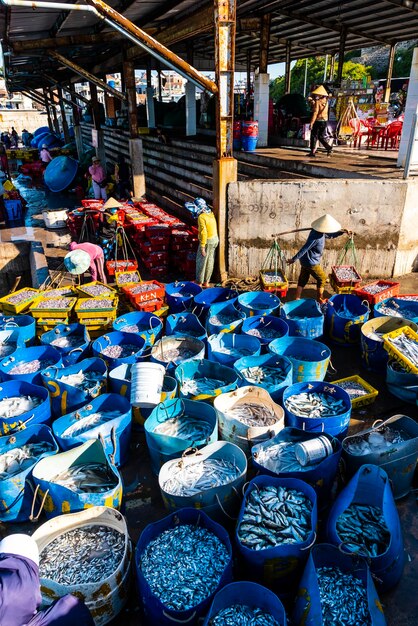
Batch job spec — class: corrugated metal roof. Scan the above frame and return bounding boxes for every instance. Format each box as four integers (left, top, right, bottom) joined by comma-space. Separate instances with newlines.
1, 0, 417, 92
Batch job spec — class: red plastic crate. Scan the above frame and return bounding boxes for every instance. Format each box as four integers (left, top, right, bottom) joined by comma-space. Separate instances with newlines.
122, 281, 165, 304
81, 199, 104, 209
132, 297, 164, 312
353, 280, 400, 305
139, 239, 170, 255
106, 259, 138, 276
148, 266, 167, 278
142, 251, 169, 268
145, 224, 172, 238
331, 265, 362, 288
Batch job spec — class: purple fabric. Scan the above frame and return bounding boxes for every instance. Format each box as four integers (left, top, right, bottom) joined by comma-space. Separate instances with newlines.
0, 554, 94, 626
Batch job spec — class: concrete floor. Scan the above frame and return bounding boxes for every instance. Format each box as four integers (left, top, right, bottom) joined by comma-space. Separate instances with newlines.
1, 172, 417, 626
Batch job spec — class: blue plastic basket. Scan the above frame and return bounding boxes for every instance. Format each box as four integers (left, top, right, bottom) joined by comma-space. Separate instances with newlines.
207, 333, 261, 368
241, 315, 289, 352
0, 314, 36, 346
361, 316, 417, 373
0, 379, 51, 435
175, 358, 239, 402
113, 311, 162, 346
0, 345, 62, 385
166, 281, 202, 313
166, 312, 207, 342
237, 291, 281, 317
40, 322, 90, 366
325, 294, 369, 345
92, 331, 149, 369
280, 298, 324, 339
206, 300, 246, 335
234, 353, 293, 402
4, 199, 23, 226
269, 336, 331, 383
193, 287, 237, 320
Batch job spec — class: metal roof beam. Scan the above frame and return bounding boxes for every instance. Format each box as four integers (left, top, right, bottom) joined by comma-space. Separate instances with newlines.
383, 0, 418, 11
11, 31, 123, 52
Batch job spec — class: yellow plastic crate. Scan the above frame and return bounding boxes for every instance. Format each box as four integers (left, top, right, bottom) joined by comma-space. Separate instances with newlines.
78, 317, 113, 337
332, 375, 379, 408
76, 281, 117, 298
115, 270, 142, 287
75, 296, 119, 320
330, 275, 356, 294
41, 286, 77, 298
29, 296, 77, 320
0, 288, 40, 314
153, 305, 169, 318
383, 325, 418, 374
36, 317, 69, 336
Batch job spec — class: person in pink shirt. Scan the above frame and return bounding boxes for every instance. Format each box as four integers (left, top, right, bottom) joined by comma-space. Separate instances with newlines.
39, 144, 53, 165
88, 156, 108, 200
69, 241, 107, 283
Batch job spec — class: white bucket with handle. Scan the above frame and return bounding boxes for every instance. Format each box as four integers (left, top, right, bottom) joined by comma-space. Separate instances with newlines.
130, 362, 165, 408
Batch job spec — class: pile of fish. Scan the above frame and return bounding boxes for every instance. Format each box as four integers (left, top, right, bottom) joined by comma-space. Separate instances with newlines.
262, 271, 285, 285
208, 313, 239, 327
0, 394, 42, 418
209, 605, 281, 625
333, 267, 360, 282
317, 566, 371, 626
238, 485, 313, 550
215, 346, 253, 358
129, 283, 161, 294
367, 330, 384, 342
169, 291, 193, 298
398, 295, 418, 302
78, 298, 114, 310
43, 288, 74, 298
361, 283, 390, 296
154, 414, 213, 441
336, 504, 390, 557
240, 366, 287, 386
158, 347, 196, 362
119, 324, 142, 333
39, 525, 125, 585
139, 524, 230, 611
35, 298, 73, 309
0, 442, 55, 479
386, 333, 418, 367
50, 335, 85, 349
56, 370, 103, 394
5, 289, 38, 305
9, 359, 55, 375
254, 441, 320, 474
247, 327, 283, 340
345, 427, 407, 457
335, 380, 369, 400
225, 402, 277, 427
285, 391, 346, 418
117, 271, 141, 284
81, 284, 114, 297
61, 410, 120, 438
181, 377, 225, 396
161, 458, 241, 496
0, 343, 17, 357
377, 299, 417, 319
101, 344, 140, 359
51, 462, 118, 492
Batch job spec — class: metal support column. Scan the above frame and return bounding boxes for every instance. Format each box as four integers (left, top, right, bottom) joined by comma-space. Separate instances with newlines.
146, 61, 156, 128
50, 89, 60, 135
123, 59, 138, 138
90, 83, 106, 165
69, 83, 84, 160
43, 88, 53, 131
384, 44, 396, 102
336, 27, 347, 85
259, 14, 271, 74
58, 86, 70, 143
255, 13, 271, 147
285, 40, 291, 93
246, 49, 252, 115
158, 66, 163, 102
213, 0, 237, 283
123, 58, 145, 198
329, 54, 336, 81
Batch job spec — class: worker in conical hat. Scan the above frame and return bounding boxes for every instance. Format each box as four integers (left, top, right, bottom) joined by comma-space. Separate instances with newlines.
308, 85, 333, 158
287, 214, 352, 303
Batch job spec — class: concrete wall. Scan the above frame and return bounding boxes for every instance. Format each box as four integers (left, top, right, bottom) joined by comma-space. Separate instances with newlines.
0, 242, 31, 295
0, 109, 49, 135
228, 179, 417, 279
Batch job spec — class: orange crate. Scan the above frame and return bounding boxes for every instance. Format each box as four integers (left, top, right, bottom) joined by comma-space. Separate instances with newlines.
354, 280, 400, 305
122, 281, 166, 304
106, 259, 138, 276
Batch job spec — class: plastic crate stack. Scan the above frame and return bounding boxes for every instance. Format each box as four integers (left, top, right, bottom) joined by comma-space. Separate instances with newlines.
170, 228, 198, 279
122, 280, 166, 313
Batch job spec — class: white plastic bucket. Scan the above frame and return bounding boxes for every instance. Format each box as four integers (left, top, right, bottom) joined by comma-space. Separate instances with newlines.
42, 209, 68, 229
130, 362, 165, 408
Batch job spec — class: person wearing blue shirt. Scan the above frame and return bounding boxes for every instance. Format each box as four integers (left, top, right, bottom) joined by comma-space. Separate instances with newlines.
287, 213, 351, 303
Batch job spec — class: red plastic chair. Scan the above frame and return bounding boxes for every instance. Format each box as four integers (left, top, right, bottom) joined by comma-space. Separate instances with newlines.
349, 118, 370, 148
379, 121, 403, 150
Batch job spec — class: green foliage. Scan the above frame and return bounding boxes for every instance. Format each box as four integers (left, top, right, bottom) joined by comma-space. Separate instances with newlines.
393, 45, 415, 78
269, 56, 371, 101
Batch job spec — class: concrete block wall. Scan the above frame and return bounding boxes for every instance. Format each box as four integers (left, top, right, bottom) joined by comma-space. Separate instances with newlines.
0, 242, 31, 295
228, 179, 418, 279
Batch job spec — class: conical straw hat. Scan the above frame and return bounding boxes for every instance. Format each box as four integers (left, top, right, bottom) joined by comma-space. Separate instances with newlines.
311, 85, 329, 97
103, 197, 122, 210
311, 214, 342, 234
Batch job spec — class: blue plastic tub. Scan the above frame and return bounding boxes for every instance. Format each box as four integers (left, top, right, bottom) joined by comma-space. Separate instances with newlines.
34, 126, 50, 137
166, 312, 206, 342
237, 291, 281, 317
241, 135, 258, 151
193, 287, 237, 320
374, 297, 418, 323
33, 131, 50, 147
283, 381, 351, 438
206, 300, 246, 335
325, 294, 369, 345
4, 199, 23, 226
0, 314, 36, 346
44, 155, 78, 192
386, 361, 418, 404
52, 393, 132, 467
269, 336, 331, 383
135, 508, 233, 626
203, 582, 287, 626
38, 132, 63, 149
40, 322, 90, 366
41, 356, 107, 418
92, 331, 149, 369
234, 353, 293, 402
0, 345, 62, 385
0, 424, 58, 522
361, 316, 417, 373
151, 335, 205, 375
241, 314, 289, 352
166, 281, 202, 313
113, 311, 162, 346
207, 333, 261, 368
0, 328, 22, 359
175, 358, 239, 402
0, 379, 51, 435
280, 298, 324, 339
144, 398, 218, 474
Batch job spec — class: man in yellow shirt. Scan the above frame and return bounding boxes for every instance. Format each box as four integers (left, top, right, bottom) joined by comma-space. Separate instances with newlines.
194, 197, 219, 287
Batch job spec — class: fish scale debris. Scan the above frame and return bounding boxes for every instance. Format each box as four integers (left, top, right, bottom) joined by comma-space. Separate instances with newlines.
8, 359, 55, 375
254, 441, 321, 474
285, 390, 345, 418
336, 504, 390, 557
345, 426, 407, 456
61, 410, 121, 438
51, 462, 118, 492
56, 370, 103, 394
317, 566, 371, 626
139, 524, 229, 611
154, 414, 213, 440
101, 344, 140, 359
225, 402, 277, 427
209, 604, 281, 625
39, 525, 125, 585
240, 365, 287, 386
181, 377, 225, 396
238, 485, 312, 550
161, 458, 240, 496
0, 442, 55, 479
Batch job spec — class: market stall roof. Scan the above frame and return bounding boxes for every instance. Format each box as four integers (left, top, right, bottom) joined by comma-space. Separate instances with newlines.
1, 0, 418, 92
